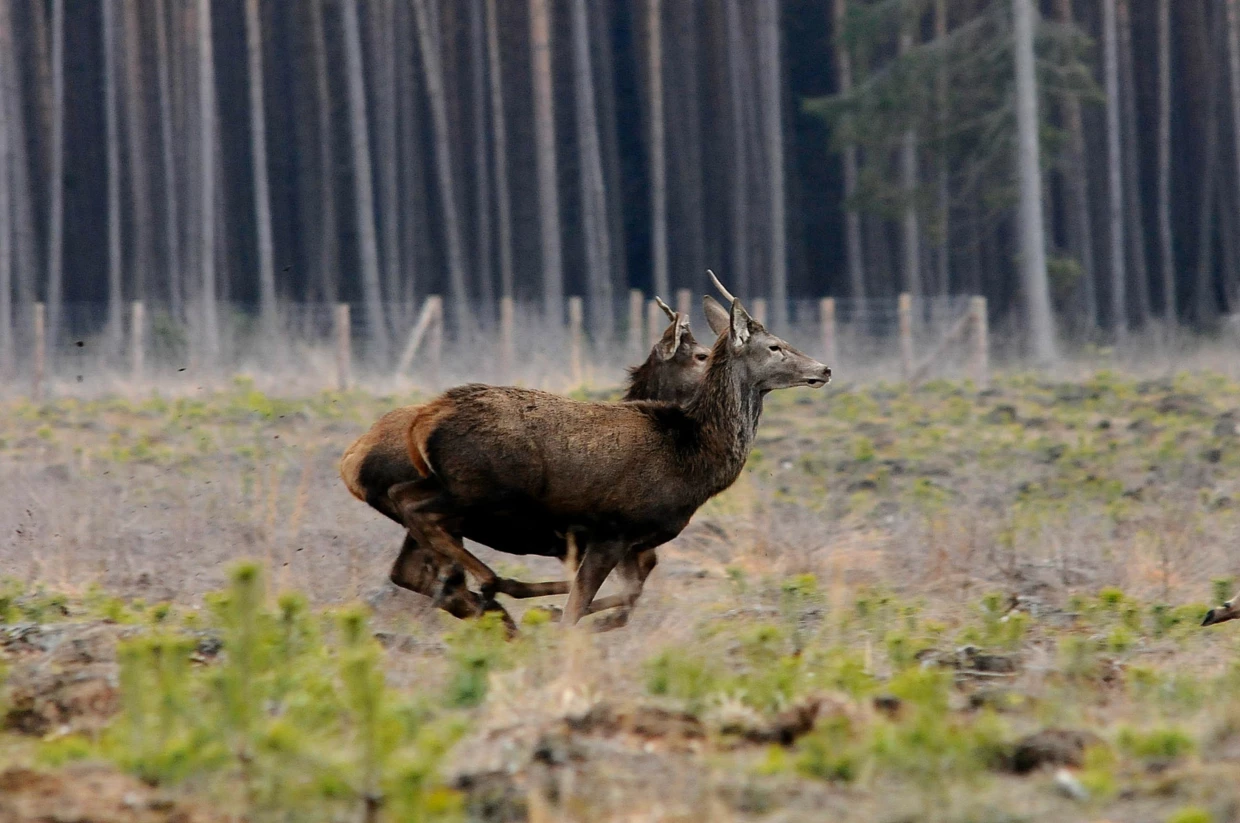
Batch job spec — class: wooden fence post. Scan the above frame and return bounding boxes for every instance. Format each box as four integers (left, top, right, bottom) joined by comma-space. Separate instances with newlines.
568, 296, 584, 386
819, 297, 836, 366
898, 293, 913, 381
130, 301, 146, 382
335, 303, 351, 391
752, 297, 768, 327
427, 295, 443, 389
647, 299, 662, 346
971, 296, 989, 388
33, 302, 45, 402
628, 289, 644, 357
675, 287, 691, 318
500, 295, 515, 383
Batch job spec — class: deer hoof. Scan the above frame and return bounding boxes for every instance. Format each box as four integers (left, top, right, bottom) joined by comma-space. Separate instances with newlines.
589, 610, 631, 633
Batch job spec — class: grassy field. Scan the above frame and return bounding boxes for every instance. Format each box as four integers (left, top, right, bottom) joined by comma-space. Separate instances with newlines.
3, 370, 1240, 822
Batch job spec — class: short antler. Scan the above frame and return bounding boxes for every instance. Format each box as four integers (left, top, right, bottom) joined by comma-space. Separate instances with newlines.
654, 296, 677, 321
706, 270, 737, 304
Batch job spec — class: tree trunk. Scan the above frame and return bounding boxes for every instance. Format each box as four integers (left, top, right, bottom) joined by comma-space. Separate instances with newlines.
121, 0, 153, 303
308, 0, 339, 304
1103, 0, 1127, 338
198, 0, 220, 361
725, 0, 750, 299
47, 0, 64, 345
591, 0, 628, 295
1118, 0, 1150, 326
485, 0, 514, 300
647, 0, 669, 301
1055, 0, 1097, 331
934, 0, 950, 297
244, 0, 277, 332
341, 0, 389, 361
0, 3, 12, 374
469, 0, 495, 319
1157, 0, 1176, 323
104, 0, 124, 351
1, 0, 37, 311
898, 29, 921, 300
1196, 3, 1223, 323
369, 0, 402, 324
669, 0, 705, 298
154, 0, 182, 319
530, 0, 564, 321
758, 0, 787, 327
412, 0, 470, 332
1013, 0, 1057, 360
1226, 0, 1240, 313
29, 0, 52, 198
570, 0, 614, 336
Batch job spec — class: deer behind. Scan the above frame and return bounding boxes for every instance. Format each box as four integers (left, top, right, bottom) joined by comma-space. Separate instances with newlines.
391, 276, 832, 625
339, 301, 709, 621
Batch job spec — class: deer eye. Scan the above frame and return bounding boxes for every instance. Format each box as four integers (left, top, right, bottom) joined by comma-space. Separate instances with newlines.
768, 344, 781, 353
695, 353, 708, 362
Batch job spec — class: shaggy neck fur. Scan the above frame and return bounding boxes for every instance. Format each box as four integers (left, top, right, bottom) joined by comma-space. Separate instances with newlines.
679, 334, 764, 497
623, 349, 697, 406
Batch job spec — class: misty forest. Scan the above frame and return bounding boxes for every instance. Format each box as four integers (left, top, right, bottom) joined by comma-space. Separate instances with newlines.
0, 0, 1236, 371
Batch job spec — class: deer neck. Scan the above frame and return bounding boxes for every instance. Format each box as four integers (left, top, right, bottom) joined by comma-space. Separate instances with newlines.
684, 348, 763, 493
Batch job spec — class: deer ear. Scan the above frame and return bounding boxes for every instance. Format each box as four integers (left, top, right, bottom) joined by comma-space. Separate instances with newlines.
703, 296, 730, 336
728, 299, 751, 351
655, 315, 685, 360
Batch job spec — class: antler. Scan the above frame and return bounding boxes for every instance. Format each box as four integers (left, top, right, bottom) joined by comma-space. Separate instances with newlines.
706, 269, 737, 304
654, 295, 677, 321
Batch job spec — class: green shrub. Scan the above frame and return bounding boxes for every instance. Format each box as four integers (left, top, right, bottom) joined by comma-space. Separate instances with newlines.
645, 649, 722, 711
77, 563, 466, 821
1167, 807, 1214, 823
443, 612, 516, 708
1118, 726, 1196, 763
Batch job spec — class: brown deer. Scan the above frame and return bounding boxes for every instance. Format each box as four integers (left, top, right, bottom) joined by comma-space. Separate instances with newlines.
1203, 592, 1239, 626
340, 298, 710, 623
390, 272, 832, 626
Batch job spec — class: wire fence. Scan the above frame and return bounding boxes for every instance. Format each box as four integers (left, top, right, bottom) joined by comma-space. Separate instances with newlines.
0, 293, 986, 399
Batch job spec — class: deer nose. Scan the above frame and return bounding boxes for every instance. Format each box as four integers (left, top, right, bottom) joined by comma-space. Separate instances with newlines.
822, 366, 832, 381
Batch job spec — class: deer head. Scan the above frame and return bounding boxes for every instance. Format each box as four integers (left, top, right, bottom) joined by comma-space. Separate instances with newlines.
624, 296, 710, 405
702, 271, 832, 393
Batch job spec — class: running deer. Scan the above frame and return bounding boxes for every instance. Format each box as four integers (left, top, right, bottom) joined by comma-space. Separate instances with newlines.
390, 272, 832, 626
1203, 592, 1240, 626
339, 298, 710, 623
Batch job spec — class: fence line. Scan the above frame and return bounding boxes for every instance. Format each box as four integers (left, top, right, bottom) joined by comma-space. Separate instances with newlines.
4, 294, 986, 398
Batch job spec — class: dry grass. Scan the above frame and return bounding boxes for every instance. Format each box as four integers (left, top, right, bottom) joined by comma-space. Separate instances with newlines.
3, 367, 1240, 821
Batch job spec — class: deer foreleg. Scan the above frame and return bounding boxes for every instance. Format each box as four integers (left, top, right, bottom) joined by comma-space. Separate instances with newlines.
585, 549, 658, 631
562, 540, 627, 626
389, 480, 501, 592
388, 532, 516, 630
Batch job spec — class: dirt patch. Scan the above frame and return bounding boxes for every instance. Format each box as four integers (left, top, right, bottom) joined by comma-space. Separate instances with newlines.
0, 765, 225, 823
1, 623, 135, 735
